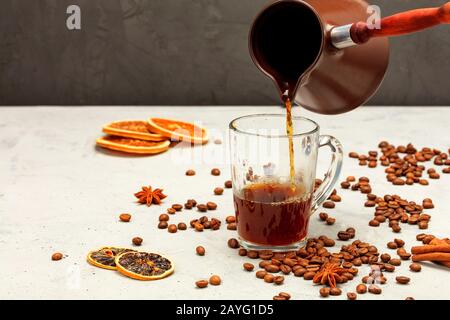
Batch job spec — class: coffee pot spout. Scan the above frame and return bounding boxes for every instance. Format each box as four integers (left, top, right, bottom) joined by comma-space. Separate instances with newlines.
331, 2, 450, 49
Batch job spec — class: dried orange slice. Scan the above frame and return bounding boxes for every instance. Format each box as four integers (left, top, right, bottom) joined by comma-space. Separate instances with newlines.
96, 136, 170, 154
147, 118, 209, 144
102, 120, 167, 141
115, 251, 174, 280
87, 247, 136, 270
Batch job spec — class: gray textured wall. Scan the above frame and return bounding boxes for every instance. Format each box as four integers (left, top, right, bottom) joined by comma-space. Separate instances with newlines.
0, 0, 449, 106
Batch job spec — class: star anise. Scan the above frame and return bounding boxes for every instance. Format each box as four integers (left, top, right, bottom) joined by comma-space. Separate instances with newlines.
134, 186, 167, 206
313, 262, 347, 288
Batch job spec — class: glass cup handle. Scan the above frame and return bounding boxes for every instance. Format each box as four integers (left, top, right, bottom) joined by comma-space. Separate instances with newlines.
311, 135, 343, 214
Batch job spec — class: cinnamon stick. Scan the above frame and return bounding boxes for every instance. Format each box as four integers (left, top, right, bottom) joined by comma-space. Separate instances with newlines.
412, 253, 450, 262
411, 245, 450, 254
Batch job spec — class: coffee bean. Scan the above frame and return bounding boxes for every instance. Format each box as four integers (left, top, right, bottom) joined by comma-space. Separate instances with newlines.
419, 179, 429, 185
247, 250, 259, 259
347, 292, 357, 300
396, 276, 410, 285
196, 246, 205, 256
209, 275, 221, 286
211, 168, 221, 176
323, 238, 335, 247
51, 253, 63, 261
346, 227, 356, 237
227, 238, 239, 249
349, 152, 359, 158
132, 237, 143, 246
429, 172, 440, 179
389, 258, 401, 266
186, 169, 196, 176
319, 287, 330, 297
330, 194, 341, 202
365, 201, 376, 207
265, 264, 280, 273
391, 224, 402, 233
167, 208, 176, 214
359, 160, 367, 166
443, 167, 450, 174
214, 187, 224, 195
206, 202, 217, 210
319, 212, 328, 221
119, 213, 131, 222
384, 264, 395, 272
187, 199, 197, 206
330, 288, 342, 296
380, 253, 391, 263
272, 295, 287, 301
264, 274, 275, 283
326, 217, 336, 225
278, 292, 291, 300
422, 202, 434, 209
158, 221, 168, 229
226, 216, 236, 223
274, 276, 285, 285
338, 231, 351, 241
195, 280, 208, 288
303, 271, 316, 280
405, 297, 415, 300
224, 180, 232, 188
243, 263, 254, 271
294, 268, 306, 277
227, 222, 237, 230
238, 248, 247, 256
360, 185, 372, 194
194, 223, 204, 232
159, 214, 169, 221
410, 263, 421, 272
369, 220, 380, 227
280, 265, 292, 275
393, 178, 405, 185
184, 202, 193, 209
356, 284, 367, 294
197, 204, 207, 212
323, 201, 335, 209
341, 181, 350, 189
178, 222, 187, 230
368, 285, 382, 294
168, 224, 177, 233
256, 270, 267, 279
347, 176, 356, 182
418, 221, 428, 229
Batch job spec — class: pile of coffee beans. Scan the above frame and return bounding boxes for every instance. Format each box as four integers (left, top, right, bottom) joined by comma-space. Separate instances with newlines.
340, 176, 372, 194
190, 216, 222, 231
367, 194, 432, 232
349, 142, 450, 185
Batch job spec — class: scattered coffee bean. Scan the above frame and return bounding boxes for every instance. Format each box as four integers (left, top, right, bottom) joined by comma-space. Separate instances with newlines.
330, 194, 341, 202
228, 238, 239, 249
227, 222, 237, 230
405, 297, 415, 300
303, 271, 315, 280
365, 201, 376, 207
195, 280, 208, 288
209, 275, 221, 286
172, 204, 183, 211
194, 223, 204, 232
394, 239, 405, 247
184, 202, 193, 209
356, 284, 367, 294
238, 248, 247, 256
410, 263, 421, 272
278, 292, 291, 300
265, 264, 280, 273
323, 201, 335, 209
132, 237, 143, 246
368, 284, 382, 294
326, 217, 336, 225
211, 168, 221, 176
197, 204, 207, 212
274, 276, 285, 285
196, 246, 205, 256
167, 208, 176, 214
319, 212, 328, 221
168, 224, 177, 233
214, 187, 224, 195
338, 231, 351, 241
186, 169, 196, 176
347, 292, 357, 300
226, 216, 236, 223
349, 152, 359, 158
256, 270, 267, 279
158, 221, 168, 229
119, 213, 131, 222
369, 220, 380, 227
178, 222, 187, 230
320, 287, 330, 297
51, 253, 63, 261
389, 258, 402, 266
224, 180, 233, 189
264, 274, 275, 283
330, 287, 342, 296
159, 214, 169, 221
341, 181, 350, 189
396, 276, 410, 285
206, 202, 217, 210
243, 263, 254, 271
387, 241, 398, 249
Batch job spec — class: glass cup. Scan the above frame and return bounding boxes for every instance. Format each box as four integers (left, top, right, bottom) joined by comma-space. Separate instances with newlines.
229, 114, 343, 251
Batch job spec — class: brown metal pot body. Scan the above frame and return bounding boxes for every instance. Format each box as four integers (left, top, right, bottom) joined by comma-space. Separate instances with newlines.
249, 0, 390, 115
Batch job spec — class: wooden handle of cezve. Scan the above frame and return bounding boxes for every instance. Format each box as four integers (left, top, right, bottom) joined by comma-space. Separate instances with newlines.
350, 2, 450, 44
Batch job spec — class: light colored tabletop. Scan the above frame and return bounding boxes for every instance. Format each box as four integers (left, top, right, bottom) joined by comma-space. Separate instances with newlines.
0, 106, 449, 300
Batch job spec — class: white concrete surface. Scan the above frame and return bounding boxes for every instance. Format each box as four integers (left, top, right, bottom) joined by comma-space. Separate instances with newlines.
0, 106, 449, 300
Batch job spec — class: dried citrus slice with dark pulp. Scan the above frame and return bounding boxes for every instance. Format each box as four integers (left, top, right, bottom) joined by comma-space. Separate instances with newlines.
115, 251, 174, 280
87, 247, 136, 270
96, 136, 170, 154
147, 118, 209, 144
102, 120, 167, 141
